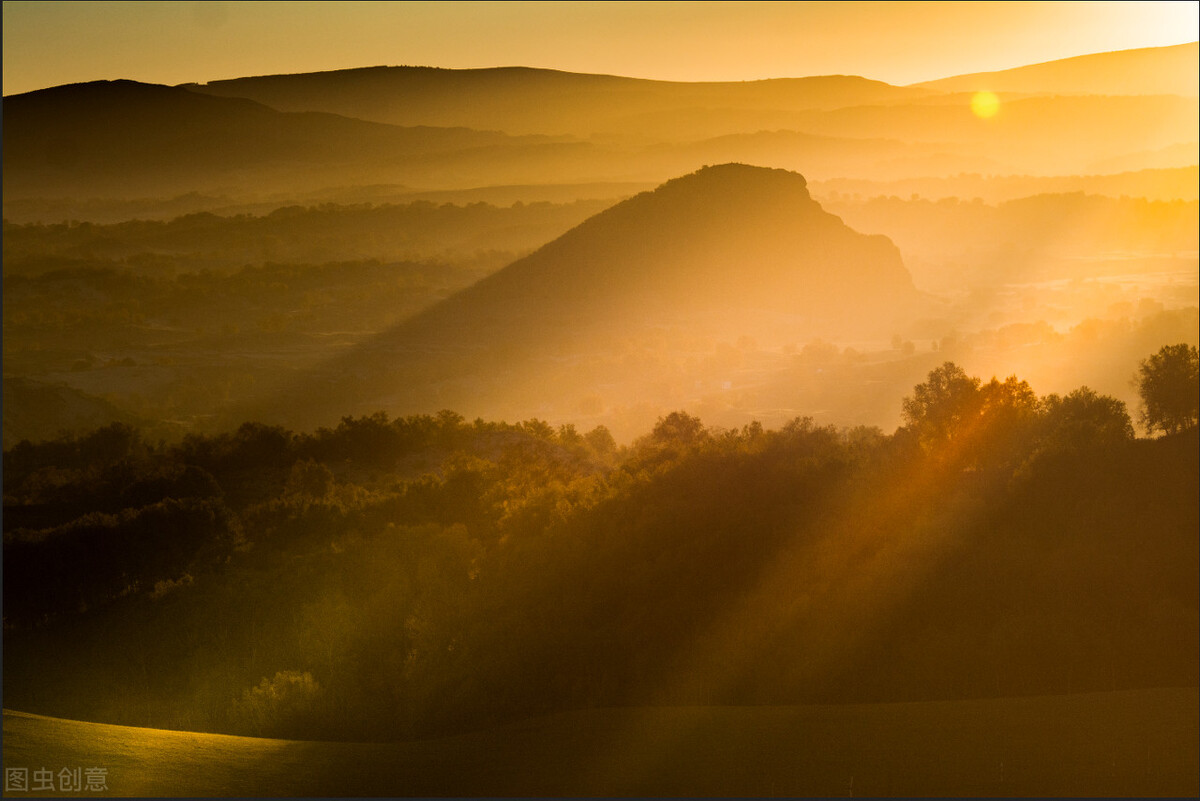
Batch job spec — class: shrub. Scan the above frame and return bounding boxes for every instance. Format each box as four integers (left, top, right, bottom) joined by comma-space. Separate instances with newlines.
230, 670, 323, 739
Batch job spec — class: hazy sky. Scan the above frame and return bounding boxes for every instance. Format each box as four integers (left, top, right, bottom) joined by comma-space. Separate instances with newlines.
3, 1, 1198, 95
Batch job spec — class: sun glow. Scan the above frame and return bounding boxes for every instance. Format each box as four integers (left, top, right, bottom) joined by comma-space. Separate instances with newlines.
970, 90, 1001, 118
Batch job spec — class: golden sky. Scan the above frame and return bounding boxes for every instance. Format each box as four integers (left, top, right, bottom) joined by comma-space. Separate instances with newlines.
3, 0, 1198, 95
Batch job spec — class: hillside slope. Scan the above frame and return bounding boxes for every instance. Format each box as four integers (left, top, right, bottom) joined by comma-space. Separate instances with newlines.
915, 41, 1200, 97
0, 80, 581, 199
238, 164, 919, 431
186, 67, 927, 137
179, 47, 1200, 177
5, 690, 1196, 797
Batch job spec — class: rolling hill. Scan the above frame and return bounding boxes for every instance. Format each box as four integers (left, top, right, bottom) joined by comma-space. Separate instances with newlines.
915, 41, 1200, 97
179, 44, 1199, 177
184, 67, 930, 138
783, 93, 1198, 175
185, 43, 1199, 137
4, 689, 1197, 797
7, 44, 1196, 209
234, 163, 920, 433
0, 80, 588, 199
1, 378, 145, 447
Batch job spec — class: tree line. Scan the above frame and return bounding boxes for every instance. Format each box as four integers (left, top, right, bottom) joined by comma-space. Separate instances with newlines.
2, 345, 1196, 740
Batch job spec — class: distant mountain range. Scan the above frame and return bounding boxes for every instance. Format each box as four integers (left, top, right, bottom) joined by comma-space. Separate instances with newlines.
184, 68, 927, 137
186, 43, 1199, 133
4, 43, 1196, 204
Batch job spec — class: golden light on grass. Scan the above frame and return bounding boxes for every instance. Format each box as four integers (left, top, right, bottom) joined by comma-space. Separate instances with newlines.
970, 90, 1001, 118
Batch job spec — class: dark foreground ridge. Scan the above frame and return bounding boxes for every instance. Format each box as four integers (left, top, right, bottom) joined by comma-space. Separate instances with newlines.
4, 689, 1197, 797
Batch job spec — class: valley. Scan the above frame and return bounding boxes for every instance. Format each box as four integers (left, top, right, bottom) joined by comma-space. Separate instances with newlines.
2, 14, 1197, 797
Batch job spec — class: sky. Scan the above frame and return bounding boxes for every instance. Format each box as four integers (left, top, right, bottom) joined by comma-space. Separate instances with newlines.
3, 0, 1198, 96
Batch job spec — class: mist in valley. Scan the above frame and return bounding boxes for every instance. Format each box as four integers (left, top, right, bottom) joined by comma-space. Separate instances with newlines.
2, 6, 1197, 797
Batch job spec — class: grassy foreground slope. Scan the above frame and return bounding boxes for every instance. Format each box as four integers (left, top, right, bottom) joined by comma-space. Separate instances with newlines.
5, 688, 1198, 797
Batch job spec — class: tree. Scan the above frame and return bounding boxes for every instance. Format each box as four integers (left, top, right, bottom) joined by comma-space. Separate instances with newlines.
285, 459, 334, 499
583, 425, 617, 459
974, 375, 1041, 469
1040, 387, 1134, 450
901, 362, 981, 448
1135, 344, 1199, 435
649, 411, 707, 447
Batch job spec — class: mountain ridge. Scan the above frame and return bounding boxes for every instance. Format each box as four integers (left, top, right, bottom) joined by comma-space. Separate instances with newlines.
235, 164, 919, 432
0, 79, 577, 199
914, 41, 1199, 96
183, 66, 929, 137
6, 41, 1195, 204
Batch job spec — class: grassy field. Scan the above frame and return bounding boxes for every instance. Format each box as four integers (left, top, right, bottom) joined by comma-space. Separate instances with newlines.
3, 688, 1197, 797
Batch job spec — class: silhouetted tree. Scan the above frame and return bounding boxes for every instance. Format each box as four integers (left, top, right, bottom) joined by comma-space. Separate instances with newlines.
77, 422, 146, 466
973, 375, 1041, 470
284, 459, 334, 499
649, 411, 707, 447
1041, 387, 1134, 449
901, 362, 981, 449
583, 425, 617, 459
1136, 344, 1199, 435
979, 375, 1039, 418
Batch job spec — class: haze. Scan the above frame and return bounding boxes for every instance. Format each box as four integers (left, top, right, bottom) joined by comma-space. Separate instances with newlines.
2, 3, 1198, 798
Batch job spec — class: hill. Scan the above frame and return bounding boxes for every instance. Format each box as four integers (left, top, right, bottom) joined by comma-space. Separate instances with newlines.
4, 691, 1197, 797
238, 164, 920, 432
8, 47, 1196, 210
179, 49, 1200, 177
185, 67, 928, 138
813, 165, 1200, 204
781, 93, 1198, 176
916, 42, 1200, 97
1, 378, 146, 447
0, 80, 584, 200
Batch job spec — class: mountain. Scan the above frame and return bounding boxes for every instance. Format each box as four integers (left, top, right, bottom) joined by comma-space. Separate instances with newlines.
783, 94, 1198, 175
2, 378, 144, 448
914, 42, 1199, 97
236, 164, 920, 433
639, 129, 1015, 182
1087, 142, 1200, 174
9, 45, 1196, 209
184, 67, 929, 138
812, 166, 1200, 205
183, 52, 1199, 177
0, 80, 581, 199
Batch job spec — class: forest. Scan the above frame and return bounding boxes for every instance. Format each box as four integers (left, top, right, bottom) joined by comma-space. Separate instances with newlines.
4, 351, 1196, 742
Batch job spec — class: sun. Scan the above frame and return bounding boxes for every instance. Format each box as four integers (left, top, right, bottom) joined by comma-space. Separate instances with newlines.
970, 90, 1001, 119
